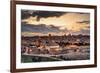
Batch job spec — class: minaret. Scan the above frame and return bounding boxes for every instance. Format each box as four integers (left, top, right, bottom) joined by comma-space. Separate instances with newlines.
48, 33, 52, 40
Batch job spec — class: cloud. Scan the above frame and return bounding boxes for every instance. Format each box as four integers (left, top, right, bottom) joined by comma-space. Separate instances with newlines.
76, 20, 90, 24
80, 29, 90, 35
21, 10, 66, 21
21, 22, 62, 34
77, 13, 90, 14
69, 29, 90, 35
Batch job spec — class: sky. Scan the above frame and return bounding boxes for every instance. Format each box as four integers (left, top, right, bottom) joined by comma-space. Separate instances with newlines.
21, 10, 90, 36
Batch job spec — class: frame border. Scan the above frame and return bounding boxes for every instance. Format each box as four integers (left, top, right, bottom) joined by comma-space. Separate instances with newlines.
10, 0, 97, 72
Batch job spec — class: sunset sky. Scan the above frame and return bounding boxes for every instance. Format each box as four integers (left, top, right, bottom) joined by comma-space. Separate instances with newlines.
21, 10, 90, 36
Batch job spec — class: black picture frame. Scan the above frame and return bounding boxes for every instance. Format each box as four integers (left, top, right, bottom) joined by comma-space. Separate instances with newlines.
10, 0, 97, 73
